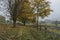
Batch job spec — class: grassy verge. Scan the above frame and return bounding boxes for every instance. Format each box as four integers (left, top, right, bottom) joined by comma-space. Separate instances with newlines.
47, 28, 60, 34
0, 25, 60, 40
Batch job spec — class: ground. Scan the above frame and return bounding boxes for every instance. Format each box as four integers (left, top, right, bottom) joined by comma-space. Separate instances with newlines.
0, 24, 60, 40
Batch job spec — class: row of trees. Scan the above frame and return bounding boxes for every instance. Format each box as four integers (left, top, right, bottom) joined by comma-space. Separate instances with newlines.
8, 0, 52, 28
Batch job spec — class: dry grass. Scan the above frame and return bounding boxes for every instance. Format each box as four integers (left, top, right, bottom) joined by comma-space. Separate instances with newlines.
0, 24, 36, 40
0, 24, 60, 40
0, 24, 32, 34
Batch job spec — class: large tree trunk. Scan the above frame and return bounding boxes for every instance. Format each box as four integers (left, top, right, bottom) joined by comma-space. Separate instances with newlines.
13, 20, 16, 28
13, 16, 16, 27
23, 21, 26, 26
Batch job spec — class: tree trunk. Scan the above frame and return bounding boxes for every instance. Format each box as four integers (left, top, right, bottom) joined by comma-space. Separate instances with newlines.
13, 19, 16, 28
23, 21, 26, 26
36, 13, 39, 30
37, 20, 38, 30
40, 25, 41, 30
36, 6, 39, 30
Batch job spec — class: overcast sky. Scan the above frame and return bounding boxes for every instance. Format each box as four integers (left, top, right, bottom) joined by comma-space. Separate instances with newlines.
0, 0, 60, 21
42, 0, 60, 21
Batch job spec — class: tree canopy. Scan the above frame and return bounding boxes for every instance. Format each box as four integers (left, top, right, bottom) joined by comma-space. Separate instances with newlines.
8, 0, 52, 27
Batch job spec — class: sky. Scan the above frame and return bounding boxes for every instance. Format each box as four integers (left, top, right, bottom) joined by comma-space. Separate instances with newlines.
41, 0, 60, 21
0, 0, 60, 21
0, 0, 8, 20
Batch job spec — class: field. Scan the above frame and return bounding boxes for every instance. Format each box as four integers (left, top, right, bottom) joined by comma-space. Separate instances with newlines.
0, 24, 60, 40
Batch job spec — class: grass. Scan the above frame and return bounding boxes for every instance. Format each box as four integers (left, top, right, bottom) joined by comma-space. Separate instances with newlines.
0, 24, 60, 40
40, 24, 60, 34
41, 23, 60, 27
47, 28, 60, 34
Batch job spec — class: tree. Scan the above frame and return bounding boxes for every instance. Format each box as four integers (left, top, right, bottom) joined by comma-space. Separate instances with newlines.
55, 21, 58, 26
17, 0, 35, 26
31, 0, 52, 29
8, 0, 21, 27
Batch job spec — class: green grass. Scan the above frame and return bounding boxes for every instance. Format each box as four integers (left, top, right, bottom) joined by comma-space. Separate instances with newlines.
0, 24, 60, 40
47, 28, 60, 34
40, 23, 60, 27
